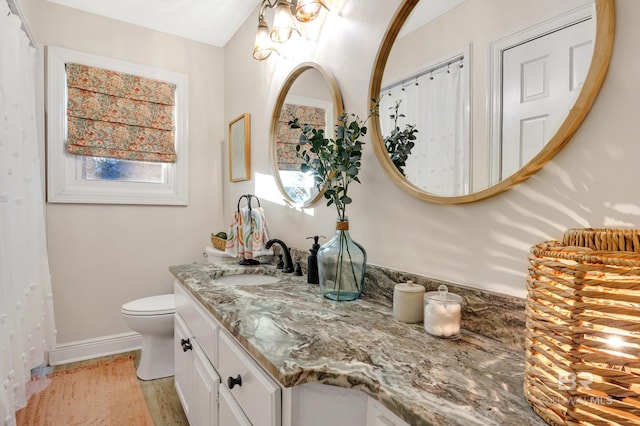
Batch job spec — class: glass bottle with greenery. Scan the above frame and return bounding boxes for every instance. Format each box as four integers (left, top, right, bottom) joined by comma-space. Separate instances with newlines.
289, 105, 377, 301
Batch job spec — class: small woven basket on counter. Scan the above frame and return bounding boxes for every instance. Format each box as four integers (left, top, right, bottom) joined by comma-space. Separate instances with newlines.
525, 228, 640, 426
211, 235, 227, 251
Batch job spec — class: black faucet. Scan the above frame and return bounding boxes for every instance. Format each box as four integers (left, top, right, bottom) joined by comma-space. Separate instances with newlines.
265, 239, 294, 273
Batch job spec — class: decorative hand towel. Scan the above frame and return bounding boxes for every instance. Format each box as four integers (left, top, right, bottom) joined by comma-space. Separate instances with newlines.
225, 206, 271, 259
249, 206, 271, 255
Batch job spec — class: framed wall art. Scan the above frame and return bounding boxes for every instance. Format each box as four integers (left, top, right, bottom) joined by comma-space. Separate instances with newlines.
229, 113, 251, 182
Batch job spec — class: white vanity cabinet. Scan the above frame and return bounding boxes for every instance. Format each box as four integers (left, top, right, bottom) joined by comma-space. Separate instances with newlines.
174, 284, 220, 426
174, 282, 281, 426
174, 281, 409, 426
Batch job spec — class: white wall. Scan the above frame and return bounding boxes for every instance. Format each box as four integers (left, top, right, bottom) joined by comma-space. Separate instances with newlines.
20, 0, 226, 344
223, 0, 639, 298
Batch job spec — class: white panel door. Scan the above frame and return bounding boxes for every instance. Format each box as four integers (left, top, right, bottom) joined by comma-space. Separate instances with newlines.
501, 18, 593, 178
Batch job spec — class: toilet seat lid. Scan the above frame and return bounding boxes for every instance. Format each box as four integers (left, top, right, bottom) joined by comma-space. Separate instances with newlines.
121, 294, 175, 316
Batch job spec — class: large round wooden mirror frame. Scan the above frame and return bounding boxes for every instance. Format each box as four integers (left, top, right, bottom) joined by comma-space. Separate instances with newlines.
369, 0, 615, 204
270, 62, 344, 207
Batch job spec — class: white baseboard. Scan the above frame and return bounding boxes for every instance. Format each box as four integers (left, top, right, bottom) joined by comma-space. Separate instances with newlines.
48, 331, 142, 366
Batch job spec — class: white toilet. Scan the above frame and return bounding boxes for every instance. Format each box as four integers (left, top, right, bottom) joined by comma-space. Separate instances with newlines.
121, 294, 175, 380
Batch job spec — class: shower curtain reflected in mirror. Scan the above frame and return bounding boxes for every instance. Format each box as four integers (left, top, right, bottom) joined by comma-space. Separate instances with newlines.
380, 58, 468, 196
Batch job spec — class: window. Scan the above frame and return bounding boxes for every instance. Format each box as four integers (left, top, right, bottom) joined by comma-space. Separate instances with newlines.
46, 46, 189, 205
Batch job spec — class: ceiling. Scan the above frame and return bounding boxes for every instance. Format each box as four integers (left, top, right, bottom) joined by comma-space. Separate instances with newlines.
45, 0, 262, 47
43, 0, 468, 47
399, 0, 466, 38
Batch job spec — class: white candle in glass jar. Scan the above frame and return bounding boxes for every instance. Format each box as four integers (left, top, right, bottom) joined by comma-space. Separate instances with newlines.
423, 285, 462, 339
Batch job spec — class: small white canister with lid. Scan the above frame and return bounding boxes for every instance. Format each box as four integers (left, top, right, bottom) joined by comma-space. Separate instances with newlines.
393, 281, 426, 323
423, 285, 462, 339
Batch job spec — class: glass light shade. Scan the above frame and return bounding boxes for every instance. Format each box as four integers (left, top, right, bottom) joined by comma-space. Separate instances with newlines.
253, 17, 276, 61
270, 0, 299, 43
294, 0, 328, 22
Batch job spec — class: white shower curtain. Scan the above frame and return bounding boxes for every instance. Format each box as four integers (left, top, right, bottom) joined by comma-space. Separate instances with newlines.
0, 3, 56, 425
380, 63, 467, 196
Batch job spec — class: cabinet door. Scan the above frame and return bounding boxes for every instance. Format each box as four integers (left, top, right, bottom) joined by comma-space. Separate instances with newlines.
174, 314, 191, 418
191, 343, 220, 426
219, 385, 251, 426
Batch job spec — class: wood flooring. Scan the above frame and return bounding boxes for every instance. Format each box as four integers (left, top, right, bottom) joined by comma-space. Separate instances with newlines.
52, 351, 189, 426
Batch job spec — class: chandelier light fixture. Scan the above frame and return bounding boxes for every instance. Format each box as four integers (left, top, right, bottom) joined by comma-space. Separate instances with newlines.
252, 0, 329, 61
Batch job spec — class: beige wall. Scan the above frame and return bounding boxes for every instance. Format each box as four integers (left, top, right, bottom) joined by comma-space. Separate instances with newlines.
18, 0, 639, 345
21, 0, 226, 343
224, 0, 639, 299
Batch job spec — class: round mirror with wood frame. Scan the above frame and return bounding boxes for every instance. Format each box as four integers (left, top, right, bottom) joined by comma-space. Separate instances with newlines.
270, 62, 344, 207
369, 0, 614, 204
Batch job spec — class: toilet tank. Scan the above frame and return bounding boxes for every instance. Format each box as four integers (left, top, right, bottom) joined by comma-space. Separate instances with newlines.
204, 246, 229, 264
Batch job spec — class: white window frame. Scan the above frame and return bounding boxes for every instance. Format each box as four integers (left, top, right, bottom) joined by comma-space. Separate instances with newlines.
46, 46, 189, 205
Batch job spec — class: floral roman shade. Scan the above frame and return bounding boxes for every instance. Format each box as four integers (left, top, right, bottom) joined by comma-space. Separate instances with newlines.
65, 63, 177, 163
277, 104, 326, 171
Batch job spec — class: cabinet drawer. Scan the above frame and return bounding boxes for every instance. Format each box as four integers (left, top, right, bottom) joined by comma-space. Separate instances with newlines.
174, 281, 219, 366
218, 330, 281, 426
219, 385, 251, 426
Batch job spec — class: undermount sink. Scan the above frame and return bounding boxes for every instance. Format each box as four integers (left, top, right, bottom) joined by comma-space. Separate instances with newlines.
215, 273, 280, 286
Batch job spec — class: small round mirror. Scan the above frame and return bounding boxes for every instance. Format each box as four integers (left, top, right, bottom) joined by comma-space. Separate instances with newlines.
270, 62, 344, 206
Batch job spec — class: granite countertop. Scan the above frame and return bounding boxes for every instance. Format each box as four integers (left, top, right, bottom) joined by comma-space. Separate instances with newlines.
169, 259, 545, 426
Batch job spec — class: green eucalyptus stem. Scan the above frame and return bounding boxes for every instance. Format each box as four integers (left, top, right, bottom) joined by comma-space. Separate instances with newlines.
288, 100, 380, 222
334, 228, 357, 301
336, 231, 345, 301
384, 99, 418, 177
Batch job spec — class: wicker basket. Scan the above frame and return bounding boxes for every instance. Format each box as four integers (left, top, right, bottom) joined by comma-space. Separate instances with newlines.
525, 228, 640, 425
563, 228, 640, 253
211, 235, 227, 251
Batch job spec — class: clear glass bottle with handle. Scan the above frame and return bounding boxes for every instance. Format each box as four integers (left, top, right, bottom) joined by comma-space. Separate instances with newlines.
317, 217, 366, 301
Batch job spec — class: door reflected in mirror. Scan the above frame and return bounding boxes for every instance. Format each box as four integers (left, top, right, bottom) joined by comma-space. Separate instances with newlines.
270, 63, 343, 206
370, 0, 613, 203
